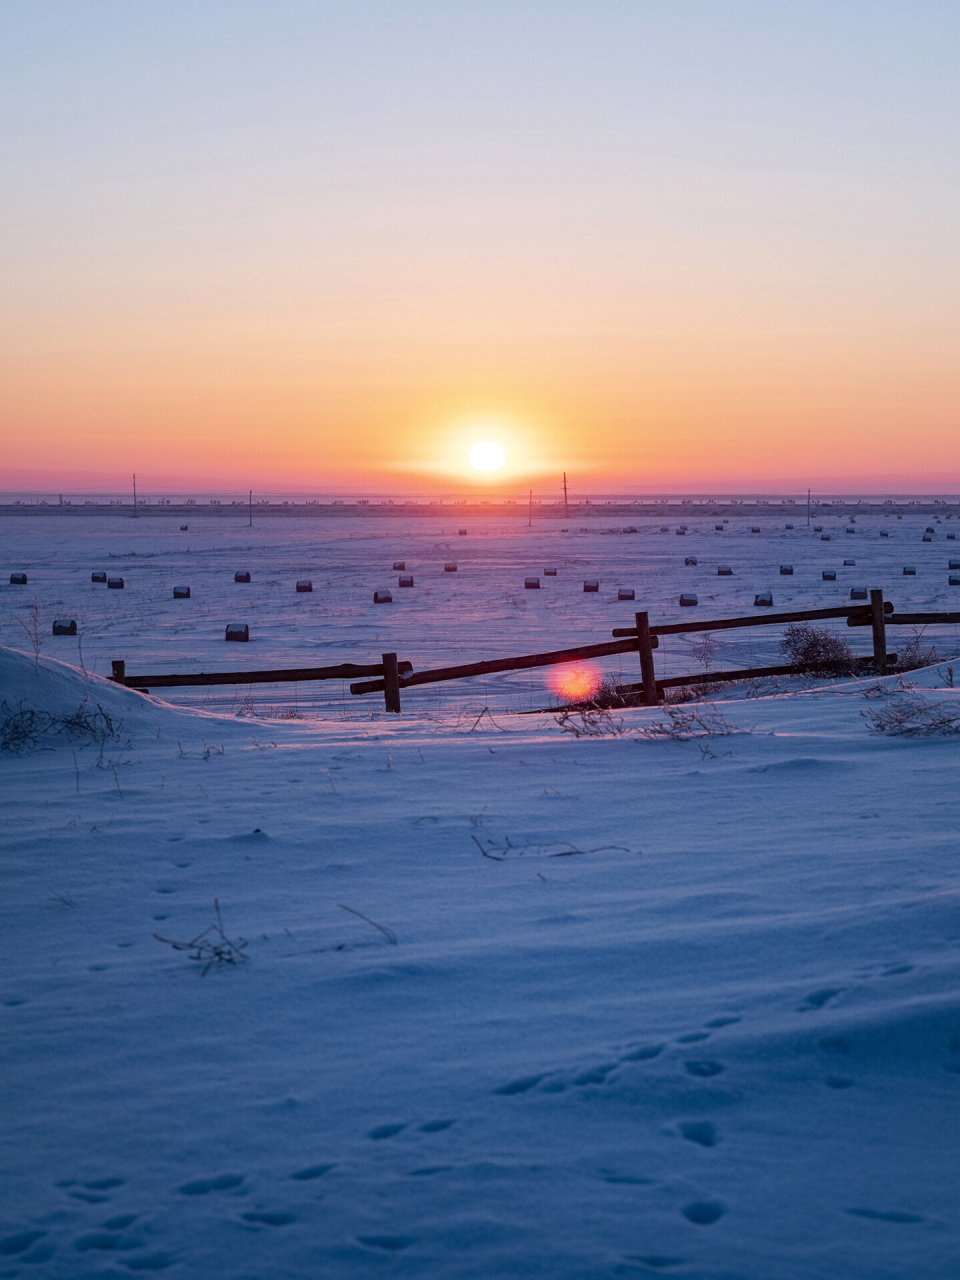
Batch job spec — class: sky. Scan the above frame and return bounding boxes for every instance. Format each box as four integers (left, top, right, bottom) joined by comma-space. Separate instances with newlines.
2, 0, 959, 495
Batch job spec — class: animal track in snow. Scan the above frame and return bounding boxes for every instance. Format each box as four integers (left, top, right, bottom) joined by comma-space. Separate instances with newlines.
290, 1163, 334, 1181
242, 1210, 297, 1227
678, 1120, 718, 1147
367, 1122, 408, 1140
684, 1060, 725, 1078
845, 1207, 925, 1224
799, 987, 845, 1012
681, 1198, 727, 1225
178, 1173, 245, 1195
493, 1073, 546, 1096
357, 1234, 417, 1251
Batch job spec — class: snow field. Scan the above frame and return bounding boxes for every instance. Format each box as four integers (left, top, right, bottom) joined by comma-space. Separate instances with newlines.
1, 512, 960, 1278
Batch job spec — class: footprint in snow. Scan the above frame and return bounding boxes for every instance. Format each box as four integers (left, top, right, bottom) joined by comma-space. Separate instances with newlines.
678, 1120, 718, 1147
684, 1060, 725, 1078
178, 1173, 245, 1195
681, 1199, 727, 1225
799, 987, 845, 1012
845, 1207, 925, 1224
367, 1122, 408, 1140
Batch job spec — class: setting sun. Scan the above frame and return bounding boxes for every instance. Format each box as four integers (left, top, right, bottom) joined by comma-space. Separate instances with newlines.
468, 440, 506, 473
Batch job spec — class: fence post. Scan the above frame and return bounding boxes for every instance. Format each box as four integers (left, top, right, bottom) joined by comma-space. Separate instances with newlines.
111, 660, 126, 685
381, 652, 402, 713
869, 589, 888, 675
635, 612, 659, 705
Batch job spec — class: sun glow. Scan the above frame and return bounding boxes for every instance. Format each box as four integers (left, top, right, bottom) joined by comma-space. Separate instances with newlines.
547, 663, 604, 702
468, 440, 506, 473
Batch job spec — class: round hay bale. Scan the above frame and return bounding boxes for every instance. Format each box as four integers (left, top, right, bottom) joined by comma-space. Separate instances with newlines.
779, 565, 794, 575
443, 563, 458, 572
295, 579, 313, 592
582, 579, 599, 592
9, 572, 27, 585
524, 577, 540, 589
234, 571, 251, 583
172, 585, 191, 598
52, 619, 77, 635
225, 623, 249, 641
392, 561, 406, 571
850, 587, 867, 600
754, 591, 773, 607
398, 575, 414, 587
373, 590, 393, 604
902, 566, 916, 575
684, 556, 698, 566
717, 566, 733, 576
679, 593, 698, 607
617, 588, 635, 601
543, 567, 558, 576
822, 570, 837, 581
107, 576, 124, 589
91, 571, 107, 583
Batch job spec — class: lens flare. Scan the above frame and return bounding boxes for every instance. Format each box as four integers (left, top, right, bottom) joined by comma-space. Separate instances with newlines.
547, 662, 604, 702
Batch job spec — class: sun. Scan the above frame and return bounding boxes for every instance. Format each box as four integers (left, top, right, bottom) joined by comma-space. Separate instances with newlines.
468, 440, 506, 473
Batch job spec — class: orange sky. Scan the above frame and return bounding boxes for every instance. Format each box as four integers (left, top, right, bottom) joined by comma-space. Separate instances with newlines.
2, 3, 958, 494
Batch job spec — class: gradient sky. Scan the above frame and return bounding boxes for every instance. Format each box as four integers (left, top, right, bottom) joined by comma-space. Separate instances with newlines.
2, 1, 959, 493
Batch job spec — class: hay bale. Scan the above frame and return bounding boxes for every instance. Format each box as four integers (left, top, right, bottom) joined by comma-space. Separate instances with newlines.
543, 567, 557, 576
234, 571, 251, 582
843, 558, 856, 566
714, 524, 724, 531
373, 590, 393, 603
444, 562, 458, 572
179, 524, 188, 531
925, 526, 936, 533
902, 566, 916, 576
949, 560, 960, 571
879, 529, 890, 537
679, 593, 698, 607
91, 571, 107, 583
172, 585, 191, 598
779, 565, 794, 575
52, 619, 77, 636
524, 577, 540, 589
583, 579, 599, 592
785, 523, 794, 529
617, 588, 635, 601
684, 556, 698, 566
813, 525, 823, 532
751, 526, 761, 533
947, 533, 957, 541
295, 579, 313, 592
754, 591, 773, 607
225, 623, 249, 641
844, 527, 855, 534
107, 576, 124, 589
850, 587, 867, 601
822, 570, 837, 581
9, 572, 27, 585
392, 561, 406, 571
398, 575, 414, 587
821, 534, 831, 541
717, 566, 733, 576
949, 576, 960, 586
922, 534, 933, 543
458, 528, 467, 536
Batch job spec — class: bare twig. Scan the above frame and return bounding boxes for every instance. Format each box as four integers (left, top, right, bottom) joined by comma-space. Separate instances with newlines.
337, 903, 398, 945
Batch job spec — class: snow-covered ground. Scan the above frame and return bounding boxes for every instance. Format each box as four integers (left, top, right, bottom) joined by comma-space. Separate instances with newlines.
2, 513, 960, 1279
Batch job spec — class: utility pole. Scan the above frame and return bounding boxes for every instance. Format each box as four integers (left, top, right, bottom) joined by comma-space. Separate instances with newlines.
807, 488, 811, 527
132, 473, 138, 518
249, 489, 253, 527
563, 471, 568, 518
528, 489, 533, 528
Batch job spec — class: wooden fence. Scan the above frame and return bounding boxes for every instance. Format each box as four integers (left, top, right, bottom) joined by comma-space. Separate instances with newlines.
111, 589, 960, 713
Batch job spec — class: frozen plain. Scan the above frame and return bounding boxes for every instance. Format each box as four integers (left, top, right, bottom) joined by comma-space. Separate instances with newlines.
2, 509, 960, 1280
